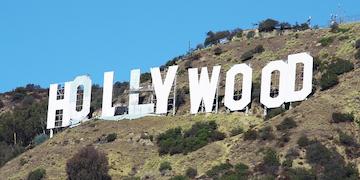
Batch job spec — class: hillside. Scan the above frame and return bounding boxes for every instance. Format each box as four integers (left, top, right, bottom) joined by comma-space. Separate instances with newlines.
0, 22, 360, 179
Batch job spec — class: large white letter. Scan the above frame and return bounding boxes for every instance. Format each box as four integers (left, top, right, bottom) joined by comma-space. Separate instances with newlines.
128, 69, 155, 115
224, 64, 252, 111
69, 75, 92, 122
188, 66, 221, 114
101, 71, 116, 118
286, 52, 313, 102
47, 82, 72, 129
260, 60, 289, 108
151, 65, 178, 114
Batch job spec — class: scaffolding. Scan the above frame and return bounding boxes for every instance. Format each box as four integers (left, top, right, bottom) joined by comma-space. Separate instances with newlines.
128, 69, 177, 116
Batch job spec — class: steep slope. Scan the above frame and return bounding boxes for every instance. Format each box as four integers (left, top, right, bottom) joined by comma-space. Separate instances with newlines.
0, 23, 359, 179
0, 62, 359, 180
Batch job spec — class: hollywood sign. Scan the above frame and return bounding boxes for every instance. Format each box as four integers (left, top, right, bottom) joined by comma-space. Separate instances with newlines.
46, 52, 313, 134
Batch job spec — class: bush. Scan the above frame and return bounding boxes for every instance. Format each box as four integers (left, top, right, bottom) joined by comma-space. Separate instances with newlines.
159, 161, 172, 172
258, 126, 275, 141
253, 45, 265, 53
305, 141, 332, 166
338, 131, 357, 146
282, 158, 293, 169
27, 168, 46, 180
286, 168, 316, 180
261, 148, 280, 175
66, 145, 110, 180
265, 108, 285, 120
327, 59, 354, 75
355, 39, 360, 49
206, 163, 233, 178
320, 71, 338, 90
156, 121, 225, 155
106, 133, 117, 142
276, 118, 297, 131
246, 31, 255, 39
305, 141, 359, 179
258, 19, 279, 32
185, 167, 197, 178
213, 47, 222, 55
297, 135, 310, 147
243, 129, 258, 141
355, 50, 360, 60
206, 162, 249, 179
33, 134, 49, 146
240, 50, 255, 61
318, 36, 334, 46
332, 112, 354, 123
240, 45, 265, 61
230, 127, 244, 136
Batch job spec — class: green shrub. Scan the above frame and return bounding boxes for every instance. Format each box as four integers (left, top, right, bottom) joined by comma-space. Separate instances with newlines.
33, 134, 49, 146
261, 148, 280, 175
106, 133, 117, 142
313, 57, 325, 72
27, 168, 46, 180
159, 161, 172, 172
282, 158, 293, 169
66, 146, 110, 180
156, 121, 225, 155
332, 112, 354, 123
258, 126, 275, 141
240, 45, 265, 61
246, 31, 255, 39
320, 71, 338, 90
297, 135, 310, 147
230, 127, 244, 136
243, 129, 258, 141
305, 140, 359, 179
305, 141, 332, 166
327, 59, 354, 75
206, 162, 249, 179
278, 132, 291, 145
318, 36, 334, 46
355, 50, 360, 60
185, 167, 197, 178
355, 39, 360, 49
338, 131, 357, 146
253, 45, 265, 53
214, 47, 222, 55
276, 118, 297, 131
240, 50, 254, 61
265, 108, 285, 120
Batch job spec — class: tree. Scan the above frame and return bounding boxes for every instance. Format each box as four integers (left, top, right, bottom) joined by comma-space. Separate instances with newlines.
258, 19, 279, 32
27, 168, 46, 180
66, 146, 111, 180
279, 22, 292, 30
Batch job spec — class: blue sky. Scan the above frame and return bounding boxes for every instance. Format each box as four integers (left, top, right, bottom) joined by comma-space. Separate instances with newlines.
0, 0, 359, 92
